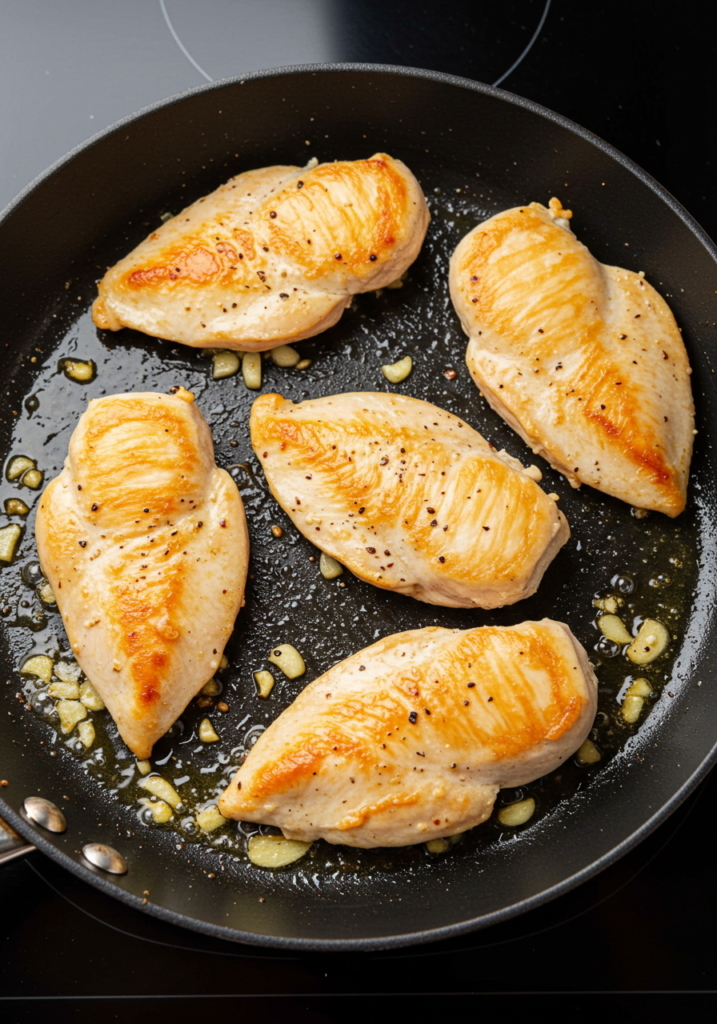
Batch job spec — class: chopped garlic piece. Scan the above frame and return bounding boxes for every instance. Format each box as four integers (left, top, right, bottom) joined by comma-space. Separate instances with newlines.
63, 359, 95, 383
627, 619, 669, 665
426, 827, 465, 851
198, 717, 220, 743
55, 661, 81, 683
247, 835, 311, 868
254, 670, 275, 698
80, 680, 105, 710
38, 581, 56, 605
425, 838, 450, 854
576, 739, 601, 764
219, 653, 229, 670
142, 797, 172, 823
77, 720, 95, 748
153, 800, 173, 823
136, 760, 152, 776
242, 351, 262, 389
57, 699, 87, 734
0, 524, 22, 563
295, 358, 312, 370
21, 655, 53, 684
319, 552, 344, 579
382, 355, 412, 384
151, 800, 172, 823
6, 456, 35, 480
201, 677, 222, 696
268, 643, 305, 679
212, 350, 240, 379
598, 614, 633, 645
622, 678, 653, 723
622, 695, 645, 724
48, 680, 80, 700
270, 344, 300, 367
498, 797, 536, 827
196, 806, 227, 832
22, 469, 43, 490
4, 498, 29, 516
140, 775, 182, 808
628, 677, 653, 698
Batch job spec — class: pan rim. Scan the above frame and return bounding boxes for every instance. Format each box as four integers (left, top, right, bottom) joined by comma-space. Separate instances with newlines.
3, 59, 717, 262
3, 744, 716, 951
2, 60, 717, 951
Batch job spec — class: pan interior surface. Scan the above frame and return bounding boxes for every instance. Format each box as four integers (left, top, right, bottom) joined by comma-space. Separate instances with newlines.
1, 67, 716, 949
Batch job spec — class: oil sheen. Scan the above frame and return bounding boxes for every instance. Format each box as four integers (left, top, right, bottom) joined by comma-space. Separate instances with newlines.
0, 184, 702, 885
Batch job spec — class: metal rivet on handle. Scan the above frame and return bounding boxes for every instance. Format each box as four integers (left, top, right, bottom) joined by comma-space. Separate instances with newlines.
23, 796, 67, 833
82, 842, 127, 875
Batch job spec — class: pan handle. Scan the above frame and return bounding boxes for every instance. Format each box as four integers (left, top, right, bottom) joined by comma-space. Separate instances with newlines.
0, 813, 36, 865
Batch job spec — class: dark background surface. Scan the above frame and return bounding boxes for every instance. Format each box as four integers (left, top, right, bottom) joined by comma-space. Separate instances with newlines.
1, 0, 715, 1012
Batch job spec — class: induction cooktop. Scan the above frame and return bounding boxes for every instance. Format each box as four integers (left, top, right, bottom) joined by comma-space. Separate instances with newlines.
1, 0, 716, 1009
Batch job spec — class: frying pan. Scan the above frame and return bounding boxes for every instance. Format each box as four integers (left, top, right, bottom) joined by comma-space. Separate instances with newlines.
1, 64, 716, 950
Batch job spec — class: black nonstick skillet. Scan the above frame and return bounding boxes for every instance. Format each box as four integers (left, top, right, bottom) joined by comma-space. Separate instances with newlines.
1, 64, 716, 950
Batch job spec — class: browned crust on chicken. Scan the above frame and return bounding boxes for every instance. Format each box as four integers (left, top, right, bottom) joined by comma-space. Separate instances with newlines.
450, 201, 695, 516
251, 391, 569, 608
35, 389, 249, 758
219, 620, 596, 847
92, 154, 429, 351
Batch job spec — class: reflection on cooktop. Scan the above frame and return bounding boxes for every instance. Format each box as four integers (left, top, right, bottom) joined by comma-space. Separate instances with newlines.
0, 0, 548, 211
2, 0, 713, 241
159, 0, 550, 86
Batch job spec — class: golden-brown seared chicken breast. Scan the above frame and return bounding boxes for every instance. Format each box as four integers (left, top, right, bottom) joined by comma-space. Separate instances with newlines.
92, 154, 429, 351
450, 199, 695, 516
35, 388, 249, 759
219, 620, 596, 848
251, 392, 569, 608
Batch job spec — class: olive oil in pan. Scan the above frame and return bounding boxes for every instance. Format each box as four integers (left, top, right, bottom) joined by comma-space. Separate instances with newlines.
0, 183, 702, 888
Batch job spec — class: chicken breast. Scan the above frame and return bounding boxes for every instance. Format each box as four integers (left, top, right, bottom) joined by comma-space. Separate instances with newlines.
219, 620, 596, 848
92, 154, 429, 352
450, 199, 695, 516
251, 392, 569, 608
35, 388, 249, 759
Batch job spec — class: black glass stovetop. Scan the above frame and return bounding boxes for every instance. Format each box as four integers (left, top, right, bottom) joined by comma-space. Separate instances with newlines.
1, 0, 716, 1012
